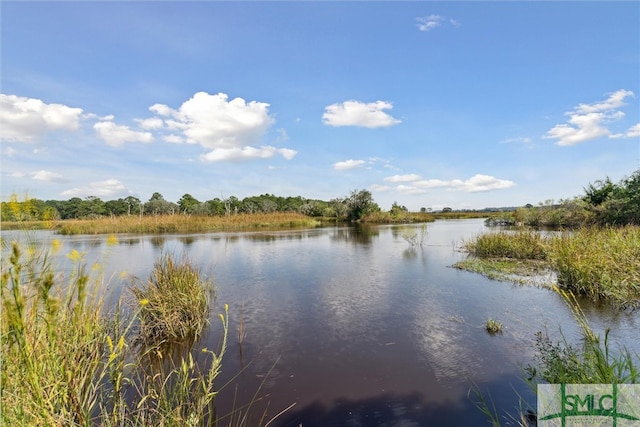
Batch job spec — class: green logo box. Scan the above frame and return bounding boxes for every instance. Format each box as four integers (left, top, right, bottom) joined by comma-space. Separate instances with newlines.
538, 384, 640, 426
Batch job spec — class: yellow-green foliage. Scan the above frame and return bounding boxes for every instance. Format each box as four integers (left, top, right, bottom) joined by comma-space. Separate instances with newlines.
462, 226, 640, 306
1, 241, 109, 425
1, 239, 229, 426
548, 227, 640, 305
464, 231, 548, 260
48, 212, 320, 235
131, 253, 212, 347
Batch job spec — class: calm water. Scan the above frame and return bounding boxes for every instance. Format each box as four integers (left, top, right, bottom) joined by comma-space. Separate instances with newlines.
4, 219, 639, 426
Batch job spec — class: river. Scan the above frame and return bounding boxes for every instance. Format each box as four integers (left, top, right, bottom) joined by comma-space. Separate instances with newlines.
3, 218, 638, 426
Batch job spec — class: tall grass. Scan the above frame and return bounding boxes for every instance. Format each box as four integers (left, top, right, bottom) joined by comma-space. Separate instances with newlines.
461, 227, 640, 306
463, 230, 548, 260
1, 238, 231, 426
130, 253, 213, 347
547, 226, 640, 305
50, 212, 320, 235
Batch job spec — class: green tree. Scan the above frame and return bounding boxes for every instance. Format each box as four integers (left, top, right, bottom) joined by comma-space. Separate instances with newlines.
346, 189, 379, 221
177, 194, 201, 214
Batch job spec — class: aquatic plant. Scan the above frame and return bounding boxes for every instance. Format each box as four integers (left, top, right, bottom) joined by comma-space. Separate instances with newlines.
463, 230, 548, 260
484, 318, 503, 335
130, 252, 213, 347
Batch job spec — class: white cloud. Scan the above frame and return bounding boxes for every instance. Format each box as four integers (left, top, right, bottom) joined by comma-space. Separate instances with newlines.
322, 100, 401, 128
135, 117, 164, 130
391, 174, 515, 193
147, 92, 297, 162
370, 184, 392, 192
416, 15, 460, 32
544, 89, 635, 146
416, 15, 444, 31
575, 89, 634, 114
200, 146, 297, 163
61, 179, 127, 198
32, 170, 64, 182
333, 159, 366, 171
384, 174, 421, 183
151, 92, 274, 147
94, 120, 154, 147
449, 174, 515, 192
163, 134, 185, 144
611, 123, 640, 139
0, 94, 83, 142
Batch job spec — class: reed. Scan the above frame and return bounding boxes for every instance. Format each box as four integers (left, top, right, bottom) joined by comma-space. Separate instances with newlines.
463, 230, 548, 260
461, 226, 640, 306
547, 226, 640, 305
130, 253, 213, 347
1, 239, 231, 426
49, 212, 320, 235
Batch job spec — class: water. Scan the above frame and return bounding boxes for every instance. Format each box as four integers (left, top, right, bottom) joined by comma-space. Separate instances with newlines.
3, 219, 638, 426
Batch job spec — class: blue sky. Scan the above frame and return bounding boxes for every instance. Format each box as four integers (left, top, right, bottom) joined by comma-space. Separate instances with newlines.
1, 1, 638, 211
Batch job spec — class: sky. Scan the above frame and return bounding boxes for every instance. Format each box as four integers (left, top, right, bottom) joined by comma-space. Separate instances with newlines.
1, 1, 639, 211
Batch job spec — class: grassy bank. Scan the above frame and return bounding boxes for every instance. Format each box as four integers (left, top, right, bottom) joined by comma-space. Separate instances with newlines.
456, 226, 640, 306
2, 212, 322, 235
1, 238, 231, 426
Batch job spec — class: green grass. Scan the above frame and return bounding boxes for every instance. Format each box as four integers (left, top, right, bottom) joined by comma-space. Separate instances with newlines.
462, 230, 548, 260
1, 239, 231, 426
484, 318, 503, 335
130, 253, 213, 347
459, 226, 640, 306
547, 226, 640, 305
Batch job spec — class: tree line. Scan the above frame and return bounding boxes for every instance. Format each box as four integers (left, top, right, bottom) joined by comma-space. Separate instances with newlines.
1, 189, 381, 222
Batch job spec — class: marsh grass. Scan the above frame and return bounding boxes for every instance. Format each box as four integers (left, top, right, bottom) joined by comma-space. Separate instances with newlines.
463, 230, 548, 260
485, 318, 503, 335
1, 238, 234, 426
547, 226, 640, 306
459, 226, 640, 306
48, 212, 321, 235
130, 253, 213, 347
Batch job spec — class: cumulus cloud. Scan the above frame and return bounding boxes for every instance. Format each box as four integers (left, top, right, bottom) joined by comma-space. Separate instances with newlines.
200, 146, 297, 163
322, 100, 401, 128
333, 159, 367, 171
61, 179, 127, 198
0, 94, 83, 142
32, 170, 65, 182
416, 15, 460, 32
135, 117, 164, 130
544, 89, 635, 146
393, 174, 515, 194
146, 92, 296, 161
384, 174, 421, 183
94, 120, 154, 147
